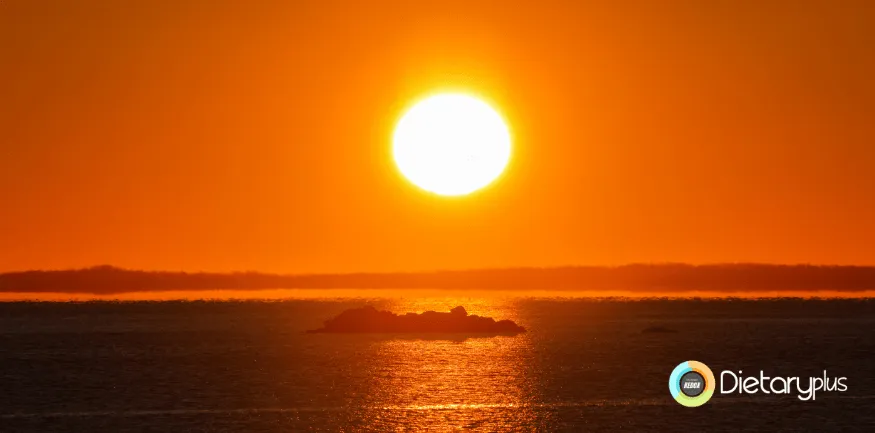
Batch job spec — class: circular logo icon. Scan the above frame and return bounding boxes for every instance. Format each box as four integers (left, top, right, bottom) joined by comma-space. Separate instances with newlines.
669, 361, 715, 407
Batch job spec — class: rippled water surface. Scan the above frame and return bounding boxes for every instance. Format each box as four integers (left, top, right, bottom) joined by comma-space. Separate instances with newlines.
1, 296, 873, 431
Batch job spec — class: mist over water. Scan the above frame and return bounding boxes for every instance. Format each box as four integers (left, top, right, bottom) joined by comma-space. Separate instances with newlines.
1, 296, 873, 431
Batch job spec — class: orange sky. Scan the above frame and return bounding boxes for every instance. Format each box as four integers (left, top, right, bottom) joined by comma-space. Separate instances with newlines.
1, 0, 874, 273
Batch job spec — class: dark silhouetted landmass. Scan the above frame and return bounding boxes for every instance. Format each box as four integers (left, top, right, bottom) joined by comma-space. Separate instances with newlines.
3, 264, 875, 294
306, 306, 526, 334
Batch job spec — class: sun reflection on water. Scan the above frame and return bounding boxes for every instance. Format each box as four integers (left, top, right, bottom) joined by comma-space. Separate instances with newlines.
346, 296, 555, 430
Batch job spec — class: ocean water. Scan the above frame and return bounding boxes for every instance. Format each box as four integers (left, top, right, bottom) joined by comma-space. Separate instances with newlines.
0, 296, 873, 432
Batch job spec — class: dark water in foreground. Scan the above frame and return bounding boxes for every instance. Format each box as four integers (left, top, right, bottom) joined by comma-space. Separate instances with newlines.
1, 296, 873, 432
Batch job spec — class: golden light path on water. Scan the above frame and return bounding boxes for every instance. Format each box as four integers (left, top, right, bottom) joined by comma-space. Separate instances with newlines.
339, 296, 550, 429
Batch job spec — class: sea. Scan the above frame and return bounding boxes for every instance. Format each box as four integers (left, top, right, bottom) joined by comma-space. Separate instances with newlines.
0, 292, 873, 432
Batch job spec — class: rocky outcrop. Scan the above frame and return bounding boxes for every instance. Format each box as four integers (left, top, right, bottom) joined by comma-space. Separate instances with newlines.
307, 306, 526, 334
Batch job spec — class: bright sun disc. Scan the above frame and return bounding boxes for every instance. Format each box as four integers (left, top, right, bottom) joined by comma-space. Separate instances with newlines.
393, 94, 511, 196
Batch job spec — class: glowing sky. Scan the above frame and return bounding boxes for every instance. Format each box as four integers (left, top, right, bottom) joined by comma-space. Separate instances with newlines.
1, 0, 874, 272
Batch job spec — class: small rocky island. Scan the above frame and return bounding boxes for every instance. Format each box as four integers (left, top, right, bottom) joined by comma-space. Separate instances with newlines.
642, 325, 678, 333
307, 306, 526, 334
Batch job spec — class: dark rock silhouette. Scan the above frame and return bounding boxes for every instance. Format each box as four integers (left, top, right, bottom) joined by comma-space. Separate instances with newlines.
307, 306, 526, 334
642, 325, 678, 333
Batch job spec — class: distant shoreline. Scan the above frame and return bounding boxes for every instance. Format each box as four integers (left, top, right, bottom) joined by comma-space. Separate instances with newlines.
3, 264, 875, 296
3, 289, 875, 302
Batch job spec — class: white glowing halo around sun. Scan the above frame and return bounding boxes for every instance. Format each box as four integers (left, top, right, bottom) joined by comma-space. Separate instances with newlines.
393, 94, 511, 196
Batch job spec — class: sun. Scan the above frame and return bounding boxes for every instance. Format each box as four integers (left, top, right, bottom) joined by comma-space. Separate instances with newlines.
393, 93, 511, 196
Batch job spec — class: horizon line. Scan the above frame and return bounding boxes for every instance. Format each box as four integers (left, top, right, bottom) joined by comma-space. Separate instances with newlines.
5, 262, 875, 276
